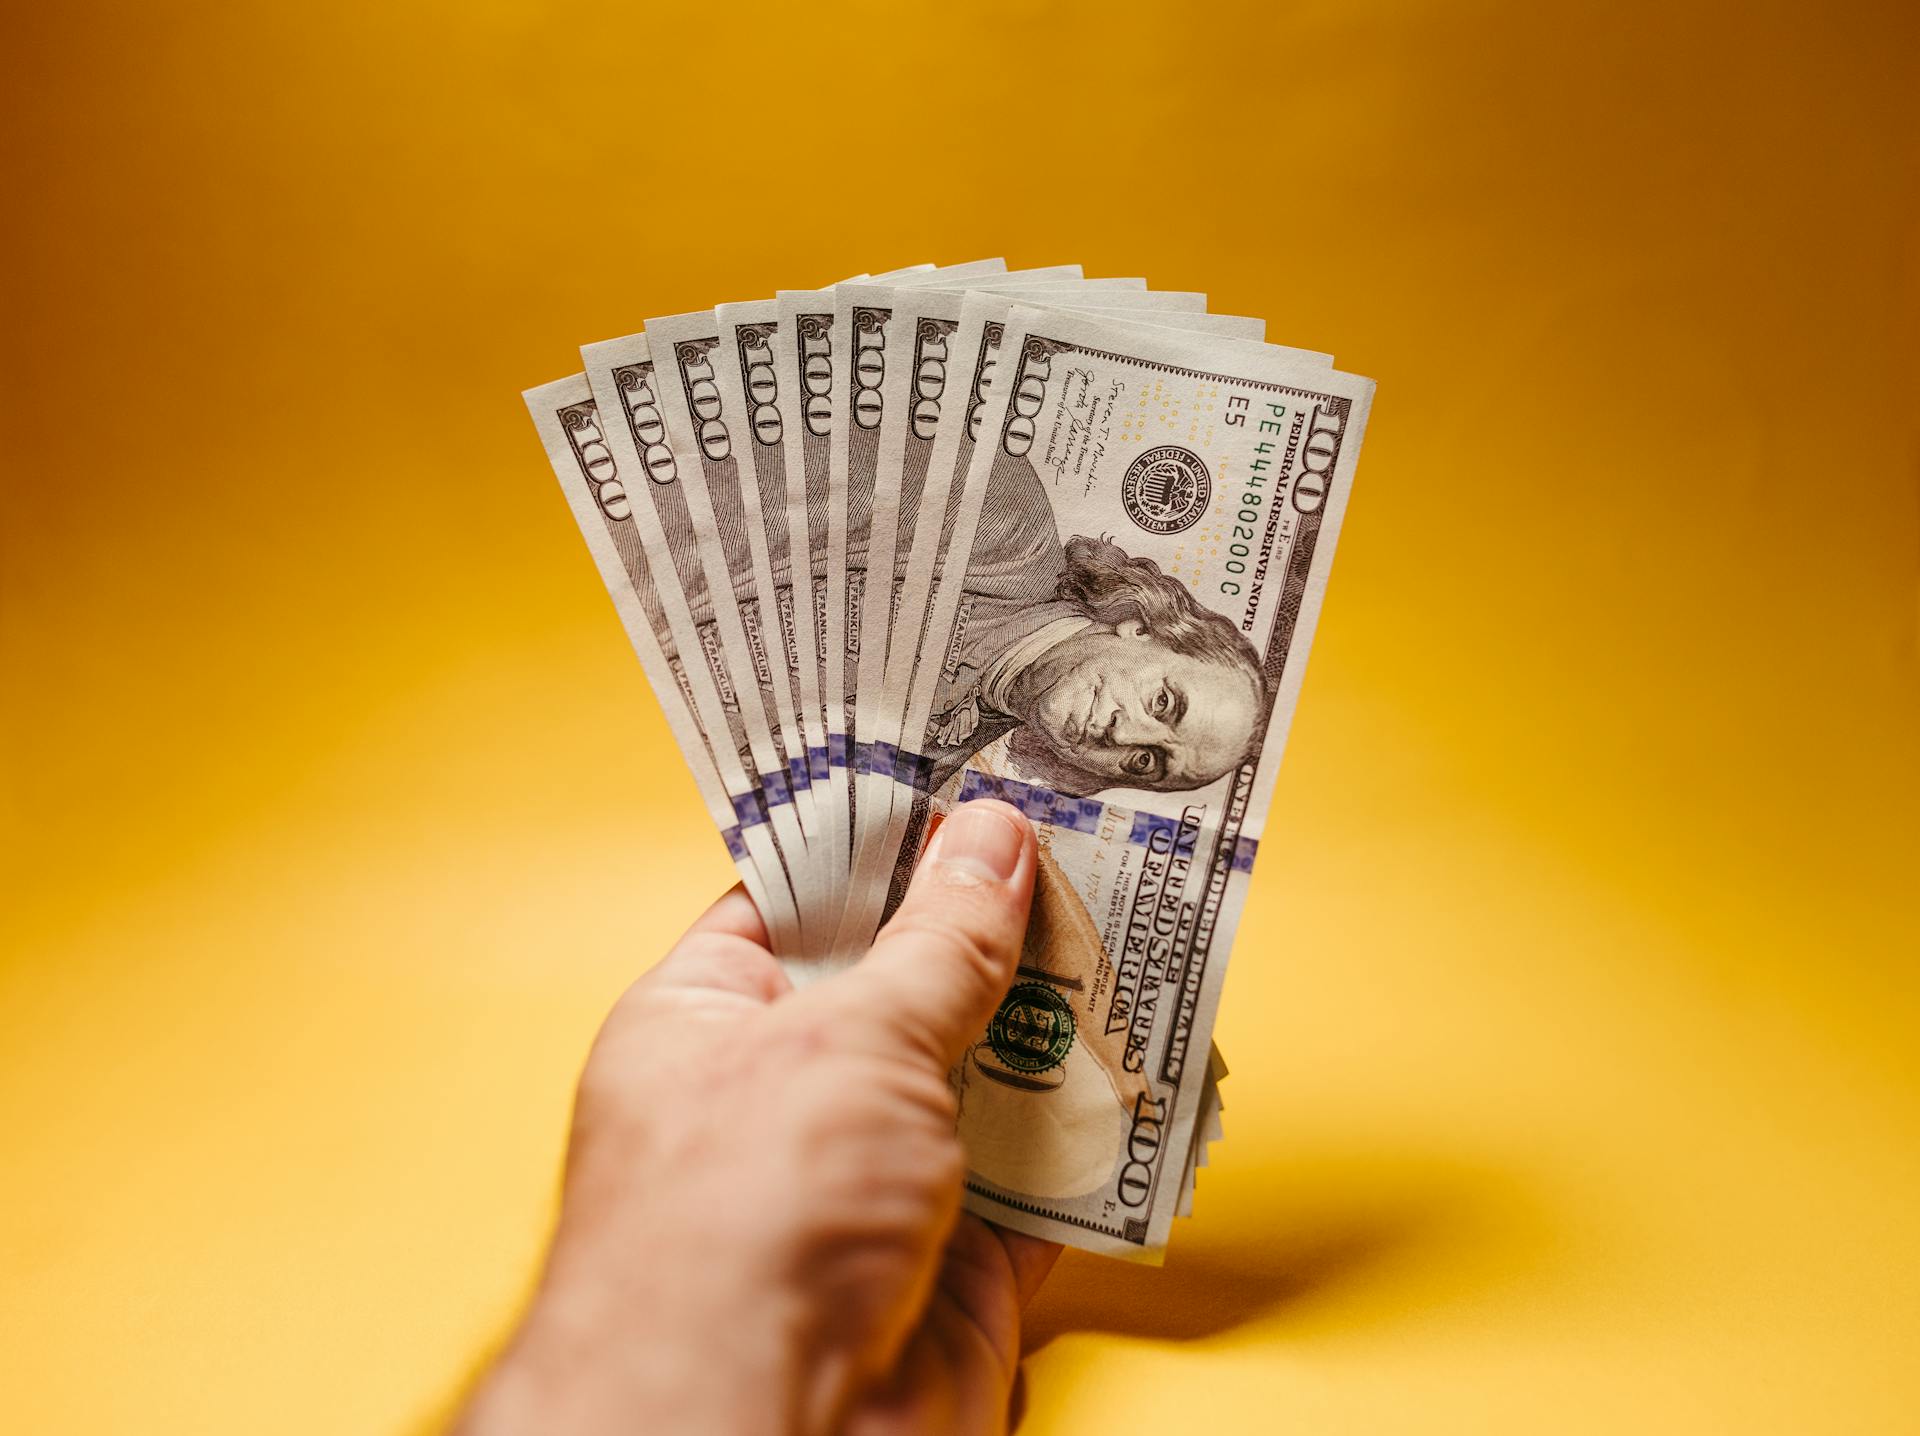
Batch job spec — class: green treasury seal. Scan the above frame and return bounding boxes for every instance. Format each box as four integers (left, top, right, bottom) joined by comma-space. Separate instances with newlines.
987, 982, 1076, 1074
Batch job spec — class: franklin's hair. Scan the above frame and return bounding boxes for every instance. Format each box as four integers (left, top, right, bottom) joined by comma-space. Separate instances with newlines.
1008, 535, 1267, 795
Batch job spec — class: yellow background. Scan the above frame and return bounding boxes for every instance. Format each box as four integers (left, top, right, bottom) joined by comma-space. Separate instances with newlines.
4, 2, 1917, 1431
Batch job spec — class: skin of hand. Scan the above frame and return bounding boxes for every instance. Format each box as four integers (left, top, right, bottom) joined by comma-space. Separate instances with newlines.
456, 800, 1062, 1436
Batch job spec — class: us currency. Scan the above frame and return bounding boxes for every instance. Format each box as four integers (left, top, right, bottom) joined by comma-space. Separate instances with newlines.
614, 291, 1221, 1213
838, 297, 1297, 952
768, 286, 848, 924
636, 309, 827, 932
837, 282, 1224, 950
833, 272, 1121, 952
889, 297, 1323, 849
832, 271, 1113, 956
709, 298, 827, 898
526, 288, 1253, 1237
722, 274, 972, 916
839, 296, 1275, 1209
578, 334, 815, 950
770, 264, 988, 937
890, 306, 1373, 1255
818, 259, 1014, 948
1177, 1049, 1228, 1219
647, 308, 818, 842
523, 375, 804, 958
832, 272, 1131, 863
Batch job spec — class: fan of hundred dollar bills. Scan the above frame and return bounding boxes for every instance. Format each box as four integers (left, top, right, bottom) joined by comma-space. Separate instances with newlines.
524, 259, 1373, 1258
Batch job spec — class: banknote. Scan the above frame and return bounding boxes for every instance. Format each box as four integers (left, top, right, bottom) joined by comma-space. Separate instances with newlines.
767, 287, 848, 924
646, 308, 819, 849
712, 279, 1235, 1187
830, 271, 1105, 952
636, 309, 829, 934
836, 298, 1300, 953
764, 263, 999, 939
710, 298, 826, 879
1176, 1048, 1228, 1219
578, 334, 816, 948
818, 259, 1016, 945
522, 375, 804, 958
883, 306, 1373, 1254
835, 283, 1226, 951
829, 270, 1167, 952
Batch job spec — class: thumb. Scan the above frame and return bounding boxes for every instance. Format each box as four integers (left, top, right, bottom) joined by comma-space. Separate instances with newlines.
816, 800, 1037, 1070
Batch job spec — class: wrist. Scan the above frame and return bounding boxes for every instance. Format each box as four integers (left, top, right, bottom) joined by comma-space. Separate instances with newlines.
466, 1233, 809, 1436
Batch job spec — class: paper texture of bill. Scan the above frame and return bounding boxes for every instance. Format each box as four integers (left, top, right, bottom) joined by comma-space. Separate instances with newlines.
825, 268, 1118, 954
711, 298, 826, 867
834, 276, 1132, 874
578, 334, 815, 951
650, 308, 819, 840
638, 309, 826, 930
769, 287, 848, 927
819, 260, 1013, 946
523, 374, 804, 958
886, 307, 1372, 1253
837, 298, 1293, 953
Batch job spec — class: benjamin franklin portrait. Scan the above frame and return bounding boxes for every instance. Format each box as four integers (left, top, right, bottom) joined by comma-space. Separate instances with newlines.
919, 445, 1268, 800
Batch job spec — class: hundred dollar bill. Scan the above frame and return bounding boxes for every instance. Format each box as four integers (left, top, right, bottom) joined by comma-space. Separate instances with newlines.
890, 299, 1326, 874
823, 266, 1100, 952
894, 306, 1373, 1255
635, 309, 829, 933
646, 308, 818, 849
913, 805, 1227, 1220
1176, 1049, 1228, 1219
770, 263, 986, 931
578, 334, 816, 947
768, 286, 846, 917
523, 375, 804, 959
834, 273, 1133, 872
837, 298, 1294, 952
835, 283, 1221, 951
527, 285, 1233, 1233
710, 298, 826, 875
817, 259, 1013, 926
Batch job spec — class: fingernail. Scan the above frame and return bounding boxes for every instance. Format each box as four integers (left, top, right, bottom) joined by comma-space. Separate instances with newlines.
932, 804, 1025, 883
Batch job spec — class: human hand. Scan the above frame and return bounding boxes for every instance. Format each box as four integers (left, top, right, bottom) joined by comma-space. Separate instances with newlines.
456, 800, 1061, 1436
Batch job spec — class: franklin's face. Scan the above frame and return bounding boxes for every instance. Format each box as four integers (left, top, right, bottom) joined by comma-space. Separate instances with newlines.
1008, 620, 1259, 790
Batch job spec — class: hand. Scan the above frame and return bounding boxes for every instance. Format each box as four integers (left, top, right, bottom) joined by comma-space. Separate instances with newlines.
457, 800, 1061, 1436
